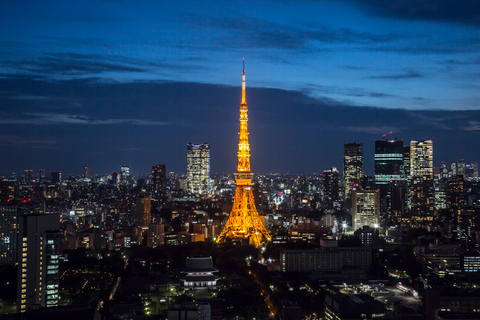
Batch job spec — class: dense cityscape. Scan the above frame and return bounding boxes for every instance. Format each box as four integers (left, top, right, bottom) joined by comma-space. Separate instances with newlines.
2, 1, 480, 320
1, 63, 480, 320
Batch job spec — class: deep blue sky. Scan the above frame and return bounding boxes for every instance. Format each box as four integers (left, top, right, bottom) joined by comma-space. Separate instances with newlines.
1, 0, 479, 176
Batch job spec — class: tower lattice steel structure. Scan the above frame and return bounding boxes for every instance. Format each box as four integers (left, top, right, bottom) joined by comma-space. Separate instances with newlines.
217, 60, 271, 246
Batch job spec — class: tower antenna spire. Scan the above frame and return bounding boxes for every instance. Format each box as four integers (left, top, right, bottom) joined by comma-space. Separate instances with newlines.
241, 59, 246, 104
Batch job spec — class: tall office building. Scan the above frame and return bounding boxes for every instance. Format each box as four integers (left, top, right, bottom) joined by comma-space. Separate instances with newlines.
120, 165, 130, 185
17, 213, 60, 312
0, 201, 39, 266
187, 143, 210, 195
352, 187, 380, 231
410, 139, 434, 222
136, 195, 151, 228
151, 165, 166, 198
374, 139, 403, 198
389, 179, 408, 223
465, 161, 478, 179
451, 160, 465, 177
343, 143, 364, 199
323, 167, 340, 209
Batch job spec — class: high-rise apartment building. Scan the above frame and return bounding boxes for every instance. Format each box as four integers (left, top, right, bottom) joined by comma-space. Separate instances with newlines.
17, 213, 60, 312
351, 188, 380, 231
151, 165, 166, 198
343, 143, 364, 199
410, 139, 434, 222
187, 143, 210, 195
136, 195, 151, 228
447, 175, 465, 220
0, 201, 38, 266
323, 167, 340, 209
375, 139, 403, 198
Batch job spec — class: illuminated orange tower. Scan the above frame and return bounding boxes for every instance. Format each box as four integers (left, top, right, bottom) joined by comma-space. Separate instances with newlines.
217, 60, 271, 246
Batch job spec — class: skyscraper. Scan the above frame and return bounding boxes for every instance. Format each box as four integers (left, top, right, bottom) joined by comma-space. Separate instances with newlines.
120, 165, 130, 186
217, 61, 271, 246
187, 143, 210, 195
343, 142, 364, 199
17, 213, 60, 312
410, 139, 434, 222
151, 164, 166, 198
374, 139, 403, 198
451, 160, 465, 177
389, 179, 408, 223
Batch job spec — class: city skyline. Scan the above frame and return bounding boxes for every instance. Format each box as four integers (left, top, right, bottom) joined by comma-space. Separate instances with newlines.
1, 1, 480, 175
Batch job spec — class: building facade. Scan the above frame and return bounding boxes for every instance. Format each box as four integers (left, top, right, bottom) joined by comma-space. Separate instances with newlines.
151, 164, 166, 198
343, 142, 364, 199
351, 188, 380, 231
187, 143, 210, 195
17, 213, 60, 312
374, 139, 403, 198
410, 139, 434, 222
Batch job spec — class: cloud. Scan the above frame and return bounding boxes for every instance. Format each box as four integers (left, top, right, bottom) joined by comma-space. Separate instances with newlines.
0, 113, 170, 126
1, 53, 212, 80
348, 0, 480, 26
302, 83, 395, 99
369, 70, 423, 80
465, 121, 480, 131
178, 14, 399, 50
342, 125, 405, 134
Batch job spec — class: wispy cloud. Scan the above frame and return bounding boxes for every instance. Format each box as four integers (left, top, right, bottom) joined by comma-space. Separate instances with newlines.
342, 125, 404, 134
465, 121, 480, 131
369, 70, 423, 80
0, 113, 171, 126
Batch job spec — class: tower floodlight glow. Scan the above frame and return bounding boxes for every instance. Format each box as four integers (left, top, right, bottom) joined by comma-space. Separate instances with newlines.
216, 61, 271, 247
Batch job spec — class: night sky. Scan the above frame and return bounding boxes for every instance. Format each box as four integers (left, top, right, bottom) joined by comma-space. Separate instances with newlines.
1, 1, 480, 176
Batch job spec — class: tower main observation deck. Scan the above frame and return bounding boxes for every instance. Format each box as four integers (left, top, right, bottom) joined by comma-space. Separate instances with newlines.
216, 60, 272, 247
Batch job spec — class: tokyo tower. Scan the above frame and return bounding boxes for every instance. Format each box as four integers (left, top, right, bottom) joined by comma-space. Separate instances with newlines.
216, 60, 272, 246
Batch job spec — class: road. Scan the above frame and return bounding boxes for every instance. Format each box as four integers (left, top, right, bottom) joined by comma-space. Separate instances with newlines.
250, 269, 277, 318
